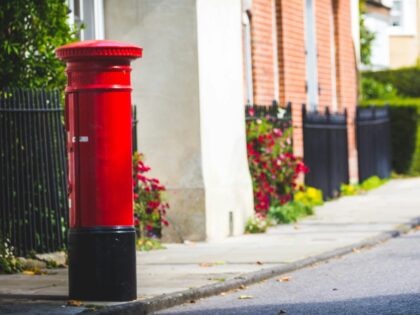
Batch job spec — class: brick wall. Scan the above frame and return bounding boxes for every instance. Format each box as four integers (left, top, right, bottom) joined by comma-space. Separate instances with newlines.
250, 0, 277, 105
316, 0, 335, 111
276, 0, 306, 157
248, 0, 358, 181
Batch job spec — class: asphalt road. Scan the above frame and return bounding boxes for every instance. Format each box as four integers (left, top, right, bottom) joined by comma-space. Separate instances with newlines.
156, 229, 420, 315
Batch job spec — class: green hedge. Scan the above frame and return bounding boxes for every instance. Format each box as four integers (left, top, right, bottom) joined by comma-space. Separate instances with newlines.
360, 98, 420, 175
362, 67, 420, 98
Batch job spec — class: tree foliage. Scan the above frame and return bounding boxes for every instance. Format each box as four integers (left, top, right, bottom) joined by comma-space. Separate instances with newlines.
359, 0, 375, 65
0, 0, 77, 90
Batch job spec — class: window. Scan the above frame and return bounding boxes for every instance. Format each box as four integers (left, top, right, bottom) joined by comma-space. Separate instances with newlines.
243, 11, 254, 105
389, 0, 417, 36
68, 0, 104, 40
305, 0, 319, 110
391, 0, 403, 27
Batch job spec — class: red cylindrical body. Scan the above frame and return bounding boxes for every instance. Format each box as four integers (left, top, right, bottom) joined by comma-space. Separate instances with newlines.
56, 40, 142, 301
58, 42, 142, 228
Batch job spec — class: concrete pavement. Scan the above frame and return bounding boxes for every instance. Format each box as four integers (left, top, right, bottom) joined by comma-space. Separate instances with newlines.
156, 225, 420, 315
0, 178, 419, 314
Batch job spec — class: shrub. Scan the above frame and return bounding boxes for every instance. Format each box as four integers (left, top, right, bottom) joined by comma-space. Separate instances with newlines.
246, 117, 309, 215
0, 238, 22, 274
360, 176, 388, 191
244, 214, 270, 234
136, 237, 165, 251
340, 176, 388, 196
340, 183, 360, 196
268, 201, 314, 224
0, 0, 78, 90
362, 67, 420, 98
360, 99, 420, 175
294, 186, 323, 207
133, 152, 169, 238
361, 77, 398, 100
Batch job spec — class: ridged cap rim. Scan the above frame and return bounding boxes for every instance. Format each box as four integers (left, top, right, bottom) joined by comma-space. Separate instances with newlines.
56, 40, 142, 60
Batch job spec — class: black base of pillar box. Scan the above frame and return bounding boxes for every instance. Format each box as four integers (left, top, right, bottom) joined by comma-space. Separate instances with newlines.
68, 226, 137, 301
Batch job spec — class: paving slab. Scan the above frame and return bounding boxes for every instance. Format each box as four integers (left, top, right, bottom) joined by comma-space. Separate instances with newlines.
0, 178, 419, 314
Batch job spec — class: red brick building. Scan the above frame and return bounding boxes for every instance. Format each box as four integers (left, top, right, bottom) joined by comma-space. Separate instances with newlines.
243, 0, 359, 182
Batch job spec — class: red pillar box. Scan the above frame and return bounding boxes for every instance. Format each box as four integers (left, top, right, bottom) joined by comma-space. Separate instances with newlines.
56, 40, 142, 301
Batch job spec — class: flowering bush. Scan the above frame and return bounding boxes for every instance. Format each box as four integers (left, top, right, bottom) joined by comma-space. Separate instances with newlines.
244, 213, 270, 234
268, 201, 313, 224
294, 186, 323, 207
246, 113, 309, 215
133, 152, 169, 238
0, 238, 22, 274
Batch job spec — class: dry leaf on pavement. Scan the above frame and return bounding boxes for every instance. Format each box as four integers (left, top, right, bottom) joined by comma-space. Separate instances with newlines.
199, 263, 212, 267
277, 276, 291, 282
238, 295, 253, 300
22, 270, 35, 276
67, 300, 83, 307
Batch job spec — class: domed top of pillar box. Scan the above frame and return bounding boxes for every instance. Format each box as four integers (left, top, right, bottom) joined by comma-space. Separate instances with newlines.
56, 40, 143, 61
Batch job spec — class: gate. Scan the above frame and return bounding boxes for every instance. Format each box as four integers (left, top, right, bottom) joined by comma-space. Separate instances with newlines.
303, 106, 349, 199
356, 106, 391, 181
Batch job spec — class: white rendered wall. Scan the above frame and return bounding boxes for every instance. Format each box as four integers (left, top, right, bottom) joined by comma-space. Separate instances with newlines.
196, 0, 254, 241
104, 0, 206, 241
104, 0, 254, 241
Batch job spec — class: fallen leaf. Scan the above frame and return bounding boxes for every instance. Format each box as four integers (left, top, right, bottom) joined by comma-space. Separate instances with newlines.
22, 270, 35, 276
256, 261, 264, 265
239, 284, 247, 290
199, 263, 212, 268
415, 226, 420, 230
238, 295, 253, 300
67, 300, 83, 307
189, 300, 196, 304
214, 261, 226, 265
277, 276, 291, 282
352, 248, 360, 253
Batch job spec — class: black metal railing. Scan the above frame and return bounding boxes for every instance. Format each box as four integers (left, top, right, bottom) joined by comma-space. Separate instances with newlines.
356, 106, 391, 181
0, 88, 68, 256
245, 100, 292, 129
303, 105, 349, 199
